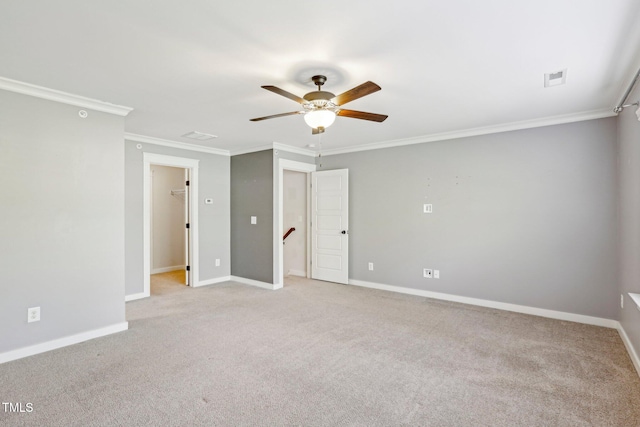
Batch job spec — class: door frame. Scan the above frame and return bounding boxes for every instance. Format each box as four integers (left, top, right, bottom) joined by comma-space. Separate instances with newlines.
143, 153, 200, 297
275, 159, 316, 287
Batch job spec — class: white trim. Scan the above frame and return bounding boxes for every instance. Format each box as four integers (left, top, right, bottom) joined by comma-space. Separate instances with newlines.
125, 292, 147, 302
151, 265, 186, 274
126, 133, 230, 156
230, 275, 282, 290
276, 159, 317, 286
322, 108, 616, 156
144, 153, 200, 299
617, 324, 640, 377
273, 142, 316, 157
194, 276, 231, 287
348, 279, 618, 329
0, 76, 133, 116
0, 322, 128, 365
231, 142, 316, 157
628, 293, 640, 311
287, 269, 307, 277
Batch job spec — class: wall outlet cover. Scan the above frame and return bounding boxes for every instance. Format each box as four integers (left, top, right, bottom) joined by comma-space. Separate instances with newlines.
27, 307, 40, 323
423, 268, 433, 278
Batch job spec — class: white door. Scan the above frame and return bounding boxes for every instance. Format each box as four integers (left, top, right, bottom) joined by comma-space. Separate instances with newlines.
311, 169, 349, 284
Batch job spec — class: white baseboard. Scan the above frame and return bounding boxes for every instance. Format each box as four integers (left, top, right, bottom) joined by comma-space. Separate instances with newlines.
151, 265, 185, 275
287, 269, 306, 277
617, 324, 640, 377
349, 279, 618, 329
230, 275, 279, 290
0, 322, 129, 365
125, 292, 148, 302
195, 276, 231, 287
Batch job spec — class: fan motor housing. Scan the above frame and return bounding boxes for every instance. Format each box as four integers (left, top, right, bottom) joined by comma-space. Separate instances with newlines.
303, 91, 335, 102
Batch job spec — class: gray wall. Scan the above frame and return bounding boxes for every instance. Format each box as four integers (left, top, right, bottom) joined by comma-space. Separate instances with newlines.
618, 81, 640, 353
320, 118, 619, 319
231, 150, 274, 282
230, 148, 316, 284
0, 89, 126, 353
124, 140, 230, 296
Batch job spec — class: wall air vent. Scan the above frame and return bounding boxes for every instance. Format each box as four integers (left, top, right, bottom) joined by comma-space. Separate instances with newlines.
544, 69, 567, 87
182, 131, 218, 141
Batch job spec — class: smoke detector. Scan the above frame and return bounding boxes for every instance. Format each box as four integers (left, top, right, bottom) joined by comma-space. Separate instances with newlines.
544, 69, 567, 87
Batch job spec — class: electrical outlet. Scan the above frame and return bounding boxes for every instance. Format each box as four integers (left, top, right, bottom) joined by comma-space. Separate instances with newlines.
368, 262, 374, 271
27, 307, 40, 323
215, 259, 221, 267
434, 270, 440, 279
621, 294, 624, 309
423, 269, 433, 278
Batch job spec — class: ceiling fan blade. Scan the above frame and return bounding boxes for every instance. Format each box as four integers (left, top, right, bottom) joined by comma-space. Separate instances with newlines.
337, 109, 388, 122
250, 111, 304, 122
261, 86, 307, 104
331, 81, 381, 106
311, 126, 326, 135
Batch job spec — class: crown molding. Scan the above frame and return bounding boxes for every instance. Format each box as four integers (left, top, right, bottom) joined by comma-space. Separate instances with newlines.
321, 108, 617, 156
125, 133, 230, 156
273, 142, 316, 157
230, 142, 316, 157
0, 76, 133, 116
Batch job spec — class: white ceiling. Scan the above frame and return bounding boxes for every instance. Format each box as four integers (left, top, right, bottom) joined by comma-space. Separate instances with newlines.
1, 1, 639, 154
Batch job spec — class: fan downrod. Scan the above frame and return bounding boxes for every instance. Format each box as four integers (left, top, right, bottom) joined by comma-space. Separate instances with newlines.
311, 75, 327, 90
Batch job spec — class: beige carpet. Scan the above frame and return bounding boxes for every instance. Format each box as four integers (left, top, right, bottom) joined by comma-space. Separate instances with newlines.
1, 274, 639, 426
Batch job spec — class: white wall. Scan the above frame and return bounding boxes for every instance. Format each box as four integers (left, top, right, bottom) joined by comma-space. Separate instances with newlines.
152, 165, 185, 273
283, 170, 307, 276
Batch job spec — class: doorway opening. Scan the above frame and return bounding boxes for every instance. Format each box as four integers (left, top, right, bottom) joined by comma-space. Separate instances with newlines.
283, 170, 308, 279
150, 165, 188, 291
143, 153, 200, 298
276, 159, 316, 287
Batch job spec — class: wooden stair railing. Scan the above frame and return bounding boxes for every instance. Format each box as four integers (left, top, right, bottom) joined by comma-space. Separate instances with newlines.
283, 227, 296, 244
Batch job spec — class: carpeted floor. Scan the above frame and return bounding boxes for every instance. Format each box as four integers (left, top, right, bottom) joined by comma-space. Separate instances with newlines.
1, 274, 639, 426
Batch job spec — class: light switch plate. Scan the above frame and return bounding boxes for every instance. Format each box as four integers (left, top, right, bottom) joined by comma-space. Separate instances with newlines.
251, 216, 257, 225
423, 204, 433, 213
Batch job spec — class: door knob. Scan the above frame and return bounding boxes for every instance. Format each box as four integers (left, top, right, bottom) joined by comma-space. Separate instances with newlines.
341, 230, 347, 234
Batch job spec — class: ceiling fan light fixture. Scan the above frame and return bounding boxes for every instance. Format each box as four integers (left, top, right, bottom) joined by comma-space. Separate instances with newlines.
304, 109, 336, 129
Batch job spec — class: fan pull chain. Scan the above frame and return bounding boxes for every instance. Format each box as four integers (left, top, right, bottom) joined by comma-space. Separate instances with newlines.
318, 132, 323, 168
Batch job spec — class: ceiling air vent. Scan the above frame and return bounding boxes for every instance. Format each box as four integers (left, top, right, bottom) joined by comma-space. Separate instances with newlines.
182, 131, 218, 141
544, 69, 567, 87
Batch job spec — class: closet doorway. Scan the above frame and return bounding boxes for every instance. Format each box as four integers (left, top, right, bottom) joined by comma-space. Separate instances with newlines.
150, 165, 189, 287
143, 153, 200, 298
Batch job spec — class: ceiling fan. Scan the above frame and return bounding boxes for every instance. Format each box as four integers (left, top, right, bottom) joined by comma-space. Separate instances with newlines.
250, 75, 388, 134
